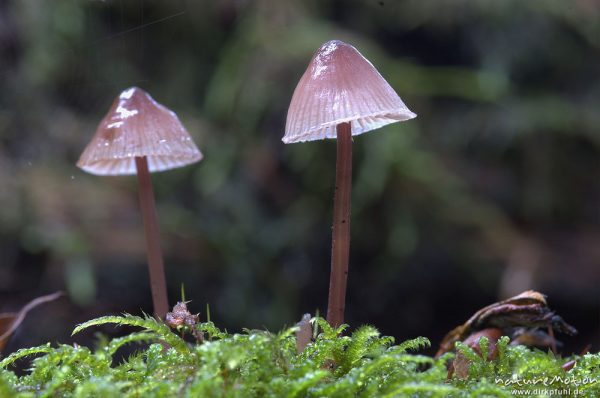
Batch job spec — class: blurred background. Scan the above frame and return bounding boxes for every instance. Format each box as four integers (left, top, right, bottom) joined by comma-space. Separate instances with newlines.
1, 0, 599, 356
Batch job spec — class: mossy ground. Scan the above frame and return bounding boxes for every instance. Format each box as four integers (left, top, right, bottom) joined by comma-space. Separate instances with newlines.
0, 315, 598, 397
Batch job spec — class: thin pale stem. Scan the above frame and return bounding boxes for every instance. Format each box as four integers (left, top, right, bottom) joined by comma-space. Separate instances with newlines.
135, 156, 169, 319
327, 122, 352, 328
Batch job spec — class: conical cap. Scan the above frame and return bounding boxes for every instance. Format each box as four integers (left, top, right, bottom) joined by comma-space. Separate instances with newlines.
77, 87, 202, 175
283, 40, 416, 144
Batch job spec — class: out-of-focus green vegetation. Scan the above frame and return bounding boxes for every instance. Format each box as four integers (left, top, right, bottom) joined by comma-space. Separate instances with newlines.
0, 0, 599, 353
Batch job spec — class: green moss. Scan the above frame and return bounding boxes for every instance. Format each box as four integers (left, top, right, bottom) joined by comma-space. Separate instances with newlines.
0, 315, 598, 397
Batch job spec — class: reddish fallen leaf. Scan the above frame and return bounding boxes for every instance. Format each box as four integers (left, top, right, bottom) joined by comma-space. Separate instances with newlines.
438, 290, 578, 380
436, 290, 576, 359
449, 328, 502, 379
562, 360, 576, 371
0, 291, 64, 354
561, 345, 591, 372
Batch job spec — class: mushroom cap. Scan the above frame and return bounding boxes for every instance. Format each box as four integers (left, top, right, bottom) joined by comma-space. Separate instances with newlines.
77, 87, 203, 175
283, 40, 416, 144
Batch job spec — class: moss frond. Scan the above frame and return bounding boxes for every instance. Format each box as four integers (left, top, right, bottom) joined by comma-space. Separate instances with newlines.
72, 314, 187, 353
0, 319, 598, 397
0, 344, 53, 369
106, 332, 159, 356
392, 336, 431, 354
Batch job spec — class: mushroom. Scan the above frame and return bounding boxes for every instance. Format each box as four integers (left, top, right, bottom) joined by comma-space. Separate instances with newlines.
283, 40, 416, 327
77, 87, 202, 319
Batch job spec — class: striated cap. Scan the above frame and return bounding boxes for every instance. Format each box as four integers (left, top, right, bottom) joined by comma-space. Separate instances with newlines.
77, 87, 203, 175
283, 40, 416, 144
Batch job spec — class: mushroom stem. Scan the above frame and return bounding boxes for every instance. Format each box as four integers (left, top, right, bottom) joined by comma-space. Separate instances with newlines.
327, 122, 352, 328
135, 156, 169, 319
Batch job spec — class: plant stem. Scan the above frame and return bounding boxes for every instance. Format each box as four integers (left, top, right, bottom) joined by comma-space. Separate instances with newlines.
135, 156, 169, 319
327, 122, 352, 328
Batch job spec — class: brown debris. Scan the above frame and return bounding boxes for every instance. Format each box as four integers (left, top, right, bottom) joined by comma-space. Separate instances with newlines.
165, 301, 203, 343
449, 328, 502, 379
437, 290, 577, 379
437, 290, 576, 358
295, 313, 312, 353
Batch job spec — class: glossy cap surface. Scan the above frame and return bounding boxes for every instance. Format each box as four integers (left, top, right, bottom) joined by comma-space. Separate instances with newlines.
77, 87, 202, 175
283, 40, 416, 144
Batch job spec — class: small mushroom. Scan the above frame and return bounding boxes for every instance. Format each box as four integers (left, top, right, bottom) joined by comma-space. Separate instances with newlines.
77, 87, 202, 319
283, 40, 416, 327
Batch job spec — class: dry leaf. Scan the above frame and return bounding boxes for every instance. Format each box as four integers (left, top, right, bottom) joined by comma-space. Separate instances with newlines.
437, 290, 577, 379
436, 290, 576, 358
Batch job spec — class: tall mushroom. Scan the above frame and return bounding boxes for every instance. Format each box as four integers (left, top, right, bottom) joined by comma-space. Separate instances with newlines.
283, 40, 416, 328
77, 87, 202, 319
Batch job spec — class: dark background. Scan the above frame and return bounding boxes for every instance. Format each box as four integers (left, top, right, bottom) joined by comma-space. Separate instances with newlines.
1, 0, 599, 355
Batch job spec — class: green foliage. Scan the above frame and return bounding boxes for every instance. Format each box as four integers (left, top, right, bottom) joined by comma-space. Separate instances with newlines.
452, 337, 600, 397
72, 314, 189, 354
0, 315, 599, 397
0, 344, 53, 370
